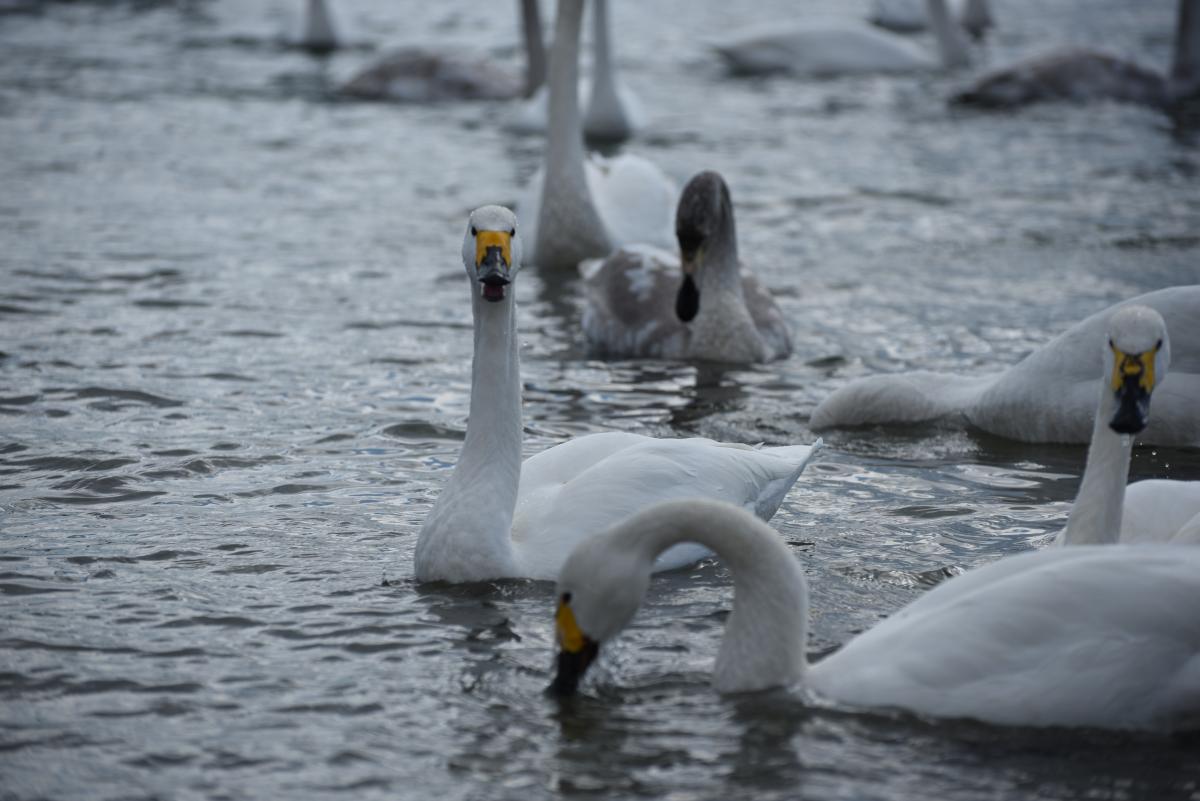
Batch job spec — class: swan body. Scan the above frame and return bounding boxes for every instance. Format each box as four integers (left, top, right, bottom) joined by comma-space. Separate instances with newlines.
1120, 480, 1200, 545
869, 0, 993, 39
580, 171, 792, 364
413, 206, 820, 584
811, 286, 1200, 446
519, 0, 675, 270
953, 0, 1200, 109
712, 0, 970, 77
552, 499, 1200, 732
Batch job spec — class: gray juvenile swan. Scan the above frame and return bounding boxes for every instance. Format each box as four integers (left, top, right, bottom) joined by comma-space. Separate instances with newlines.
579, 171, 792, 363
551, 498, 1200, 732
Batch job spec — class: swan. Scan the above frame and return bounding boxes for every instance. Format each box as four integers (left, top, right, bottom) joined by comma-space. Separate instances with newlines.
413, 206, 821, 583
579, 171, 792, 364
868, 0, 993, 40
952, 0, 1200, 109
810, 286, 1200, 446
339, 0, 543, 103
1051, 305, 1200, 545
510, 0, 645, 142
517, 0, 676, 271
297, 0, 338, 54
710, 0, 971, 77
550, 498, 1200, 731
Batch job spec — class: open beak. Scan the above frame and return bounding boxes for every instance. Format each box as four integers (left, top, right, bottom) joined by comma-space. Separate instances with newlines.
1108, 346, 1155, 435
475, 230, 512, 303
549, 599, 599, 696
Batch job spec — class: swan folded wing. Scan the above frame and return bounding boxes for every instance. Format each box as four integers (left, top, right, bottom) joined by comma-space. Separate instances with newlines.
809, 547, 1200, 730
1121, 480, 1200, 544
586, 154, 677, 252
743, 270, 792, 361
511, 436, 816, 578
581, 246, 688, 358
810, 371, 992, 429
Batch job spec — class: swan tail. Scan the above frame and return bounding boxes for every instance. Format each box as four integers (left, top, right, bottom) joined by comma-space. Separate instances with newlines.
810, 372, 992, 430
753, 439, 823, 521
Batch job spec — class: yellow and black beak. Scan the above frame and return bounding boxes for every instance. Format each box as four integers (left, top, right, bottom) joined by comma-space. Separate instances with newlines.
475, 230, 512, 303
549, 598, 599, 696
1109, 344, 1156, 435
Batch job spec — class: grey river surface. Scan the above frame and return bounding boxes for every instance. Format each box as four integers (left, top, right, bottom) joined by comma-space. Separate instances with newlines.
2, 1, 1200, 799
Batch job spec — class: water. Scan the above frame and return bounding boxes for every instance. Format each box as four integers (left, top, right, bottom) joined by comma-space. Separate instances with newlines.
2, 1, 1199, 799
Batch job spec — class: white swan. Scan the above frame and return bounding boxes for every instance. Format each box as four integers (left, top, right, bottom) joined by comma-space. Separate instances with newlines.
579, 171, 792, 364
953, 0, 1199, 109
339, 0, 543, 103
810, 286, 1200, 446
413, 206, 821, 583
869, 0, 993, 40
711, 0, 971, 77
1052, 305, 1199, 546
550, 498, 1200, 731
510, 0, 645, 141
518, 0, 676, 271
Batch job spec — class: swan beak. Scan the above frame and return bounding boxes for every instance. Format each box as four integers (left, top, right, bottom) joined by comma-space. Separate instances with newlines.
549, 600, 598, 696
475, 230, 512, 303
1109, 345, 1155, 435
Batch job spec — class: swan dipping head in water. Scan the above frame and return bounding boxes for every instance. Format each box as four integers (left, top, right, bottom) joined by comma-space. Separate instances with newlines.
463, 205, 523, 305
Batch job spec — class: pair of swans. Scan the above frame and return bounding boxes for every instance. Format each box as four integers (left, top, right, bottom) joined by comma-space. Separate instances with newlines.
711, 0, 972, 77
412, 206, 820, 583
551, 306, 1200, 731
953, 0, 1200, 109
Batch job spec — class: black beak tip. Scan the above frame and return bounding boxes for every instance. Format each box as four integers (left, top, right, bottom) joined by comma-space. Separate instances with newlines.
675, 274, 700, 323
1109, 412, 1147, 435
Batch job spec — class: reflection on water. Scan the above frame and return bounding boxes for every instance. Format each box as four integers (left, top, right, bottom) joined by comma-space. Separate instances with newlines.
2, 0, 1199, 799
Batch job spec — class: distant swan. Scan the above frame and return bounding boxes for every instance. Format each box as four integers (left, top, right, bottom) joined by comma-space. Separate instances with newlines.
953, 0, 1200, 109
711, 0, 971, 77
518, 0, 675, 270
413, 206, 821, 583
810, 286, 1200, 446
579, 171, 792, 363
869, 0, 993, 40
297, 0, 338, 54
339, 0, 544, 102
551, 498, 1200, 732
1054, 305, 1200, 546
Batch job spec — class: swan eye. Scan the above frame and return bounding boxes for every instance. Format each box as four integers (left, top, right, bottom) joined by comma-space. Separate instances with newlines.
1107, 338, 1114, 348
561, 592, 572, 604
1155, 338, 1163, 351
470, 226, 478, 237
508, 228, 516, 236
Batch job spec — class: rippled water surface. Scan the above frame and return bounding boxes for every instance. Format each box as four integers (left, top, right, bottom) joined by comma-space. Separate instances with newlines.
3, 1, 1200, 799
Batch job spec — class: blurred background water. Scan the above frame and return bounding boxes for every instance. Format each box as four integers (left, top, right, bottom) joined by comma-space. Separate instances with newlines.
2, 1, 1199, 799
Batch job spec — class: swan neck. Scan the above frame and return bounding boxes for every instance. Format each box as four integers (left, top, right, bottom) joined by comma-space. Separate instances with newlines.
1170, 0, 1200, 98
624, 503, 808, 692
925, 0, 970, 69
520, 0, 546, 98
591, 0, 615, 90
698, 206, 740, 294
303, 0, 338, 50
1062, 389, 1131, 545
546, 0, 587, 182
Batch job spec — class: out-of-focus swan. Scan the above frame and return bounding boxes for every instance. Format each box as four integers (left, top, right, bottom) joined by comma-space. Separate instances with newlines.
579, 171, 792, 363
413, 206, 821, 583
550, 498, 1200, 732
869, 0, 993, 40
711, 0, 972, 77
517, 0, 675, 271
810, 286, 1200, 446
953, 0, 1200, 109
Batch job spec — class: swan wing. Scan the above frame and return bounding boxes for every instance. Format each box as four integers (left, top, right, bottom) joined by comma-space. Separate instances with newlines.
810, 371, 993, 429
512, 435, 820, 578
586, 154, 677, 252
1121, 480, 1200, 544
580, 245, 689, 358
713, 24, 935, 76
810, 546, 1200, 731
742, 270, 793, 361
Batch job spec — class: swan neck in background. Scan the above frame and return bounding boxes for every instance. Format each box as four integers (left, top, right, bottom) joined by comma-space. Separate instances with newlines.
626, 502, 808, 692
1062, 388, 1131, 545
698, 201, 740, 294
303, 0, 338, 51
925, 0, 970, 69
1170, 0, 1200, 98
520, 0, 546, 98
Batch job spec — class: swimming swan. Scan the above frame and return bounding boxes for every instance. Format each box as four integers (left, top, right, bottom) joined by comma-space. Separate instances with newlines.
579, 171, 792, 363
953, 0, 1200, 109
297, 0, 338, 54
413, 206, 821, 583
550, 498, 1200, 731
711, 0, 971, 77
518, 0, 676, 270
810, 286, 1200, 446
869, 0, 993, 40
1053, 305, 1200, 546
340, 0, 544, 102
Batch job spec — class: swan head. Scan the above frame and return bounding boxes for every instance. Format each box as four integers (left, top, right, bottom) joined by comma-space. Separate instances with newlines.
549, 533, 653, 696
462, 206, 523, 304
674, 171, 734, 323
1104, 305, 1169, 435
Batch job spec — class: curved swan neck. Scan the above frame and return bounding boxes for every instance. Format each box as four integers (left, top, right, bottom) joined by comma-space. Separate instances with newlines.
303, 0, 338, 51
925, 0, 971, 69
413, 289, 523, 581
1061, 388, 1132, 545
1170, 0, 1200, 99
698, 200, 740, 294
520, 0, 546, 98
621, 502, 809, 692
